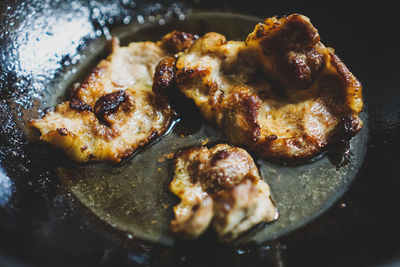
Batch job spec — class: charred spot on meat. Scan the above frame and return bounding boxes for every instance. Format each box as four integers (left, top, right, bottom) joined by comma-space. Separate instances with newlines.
69, 98, 92, 112
93, 90, 129, 126
160, 30, 199, 54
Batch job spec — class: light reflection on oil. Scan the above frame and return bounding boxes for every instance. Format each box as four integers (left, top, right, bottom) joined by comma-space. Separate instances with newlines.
16, 10, 93, 78
0, 166, 13, 206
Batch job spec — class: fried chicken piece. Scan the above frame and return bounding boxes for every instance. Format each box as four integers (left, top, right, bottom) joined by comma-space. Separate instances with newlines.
169, 144, 277, 241
30, 32, 197, 162
160, 14, 362, 160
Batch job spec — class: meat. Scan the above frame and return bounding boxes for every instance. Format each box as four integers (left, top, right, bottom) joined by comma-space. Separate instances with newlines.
169, 144, 278, 241
163, 14, 363, 160
30, 32, 197, 162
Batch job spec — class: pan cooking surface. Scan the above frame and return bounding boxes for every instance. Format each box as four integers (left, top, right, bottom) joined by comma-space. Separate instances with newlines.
44, 13, 368, 245
2, 1, 400, 266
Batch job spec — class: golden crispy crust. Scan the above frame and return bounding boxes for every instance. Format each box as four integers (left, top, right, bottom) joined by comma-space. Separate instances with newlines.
30, 32, 193, 163
172, 14, 363, 161
169, 144, 277, 240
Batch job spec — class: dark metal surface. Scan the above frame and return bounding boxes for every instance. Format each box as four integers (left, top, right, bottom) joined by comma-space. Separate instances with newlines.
1, 1, 399, 266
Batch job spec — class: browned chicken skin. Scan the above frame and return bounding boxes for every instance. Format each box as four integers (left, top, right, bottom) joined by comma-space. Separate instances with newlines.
156, 14, 363, 160
169, 144, 278, 241
30, 31, 196, 163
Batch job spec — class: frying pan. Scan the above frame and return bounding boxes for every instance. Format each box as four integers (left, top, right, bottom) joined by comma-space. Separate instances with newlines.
1, 1, 399, 266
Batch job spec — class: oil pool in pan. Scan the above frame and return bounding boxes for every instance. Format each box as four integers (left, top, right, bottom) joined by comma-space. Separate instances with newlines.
52, 13, 368, 246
